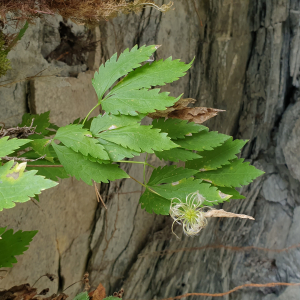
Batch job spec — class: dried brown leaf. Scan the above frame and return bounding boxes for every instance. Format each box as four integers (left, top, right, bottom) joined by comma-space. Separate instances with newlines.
204, 209, 255, 220
89, 283, 106, 300
148, 98, 224, 124
0, 284, 37, 300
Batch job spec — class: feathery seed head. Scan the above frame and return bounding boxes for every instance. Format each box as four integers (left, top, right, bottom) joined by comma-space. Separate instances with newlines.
170, 191, 208, 238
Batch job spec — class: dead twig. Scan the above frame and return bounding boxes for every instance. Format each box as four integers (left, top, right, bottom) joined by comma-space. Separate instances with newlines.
1, 154, 46, 162
93, 181, 107, 209
0, 118, 37, 139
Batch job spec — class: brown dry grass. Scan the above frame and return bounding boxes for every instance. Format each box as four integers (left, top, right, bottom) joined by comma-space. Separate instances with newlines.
0, 0, 172, 25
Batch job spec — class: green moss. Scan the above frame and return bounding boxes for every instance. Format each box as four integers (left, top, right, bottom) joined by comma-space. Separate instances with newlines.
0, 33, 11, 78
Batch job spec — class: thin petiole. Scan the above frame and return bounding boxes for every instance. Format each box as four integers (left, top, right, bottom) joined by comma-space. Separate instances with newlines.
82, 101, 101, 126
129, 175, 160, 196
117, 160, 155, 169
129, 175, 147, 189
143, 153, 148, 184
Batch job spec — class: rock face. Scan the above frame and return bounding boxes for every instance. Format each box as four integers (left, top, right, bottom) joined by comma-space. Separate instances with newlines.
1, 1, 300, 299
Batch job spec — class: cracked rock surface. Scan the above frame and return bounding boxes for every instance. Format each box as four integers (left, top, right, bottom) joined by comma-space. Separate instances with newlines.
1, 1, 300, 299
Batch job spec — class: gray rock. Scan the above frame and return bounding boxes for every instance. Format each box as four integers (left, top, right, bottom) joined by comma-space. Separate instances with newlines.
30, 71, 99, 126
262, 174, 288, 203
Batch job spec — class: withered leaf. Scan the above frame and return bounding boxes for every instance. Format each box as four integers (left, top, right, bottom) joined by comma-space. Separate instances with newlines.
204, 209, 254, 220
148, 98, 224, 124
38, 288, 49, 296
88, 283, 106, 300
0, 284, 37, 300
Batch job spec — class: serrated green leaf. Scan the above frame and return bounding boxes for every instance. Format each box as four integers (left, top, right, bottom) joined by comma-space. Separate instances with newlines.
152, 178, 231, 206
109, 57, 193, 96
93, 45, 157, 100
99, 124, 177, 153
216, 186, 246, 200
0, 161, 57, 211
139, 188, 171, 215
102, 89, 180, 116
90, 114, 143, 136
73, 292, 89, 300
140, 177, 232, 215
5, 21, 29, 53
55, 124, 109, 161
52, 143, 129, 185
19, 111, 50, 136
155, 148, 201, 162
103, 297, 121, 300
0, 137, 31, 158
26, 160, 69, 182
97, 138, 140, 161
48, 122, 59, 131
195, 158, 264, 187
0, 227, 6, 235
152, 118, 207, 139
176, 130, 230, 151
186, 138, 248, 170
17, 21, 29, 41
148, 165, 198, 186
30, 139, 57, 162
0, 228, 37, 268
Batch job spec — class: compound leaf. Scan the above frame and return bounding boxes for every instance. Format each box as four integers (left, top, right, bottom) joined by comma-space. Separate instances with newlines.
30, 139, 57, 162
0, 161, 57, 211
99, 124, 177, 153
92, 45, 157, 100
0, 228, 38, 268
155, 148, 201, 162
55, 124, 109, 161
19, 111, 51, 136
102, 89, 180, 116
140, 177, 232, 215
109, 57, 193, 95
73, 292, 89, 300
176, 130, 229, 151
195, 158, 265, 187
0, 137, 31, 158
97, 138, 140, 161
148, 165, 198, 186
216, 186, 246, 200
52, 144, 129, 185
152, 178, 231, 206
139, 188, 171, 215
90, 114, 143, 136
186, 137, 248, 170
152, 118, 207, 139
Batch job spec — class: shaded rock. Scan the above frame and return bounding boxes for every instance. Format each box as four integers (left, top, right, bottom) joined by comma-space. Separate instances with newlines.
29, 71, 99, 126
276, 101, 300, 181
262, 174, 288, 203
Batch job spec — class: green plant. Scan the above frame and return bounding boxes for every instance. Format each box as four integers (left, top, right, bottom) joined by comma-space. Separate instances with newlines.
0, 21, 29, 78
0, 33, 11, 77
0, 45, 264, 267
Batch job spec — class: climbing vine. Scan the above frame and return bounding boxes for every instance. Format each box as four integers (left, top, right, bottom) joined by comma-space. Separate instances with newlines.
0, 45, 263, 269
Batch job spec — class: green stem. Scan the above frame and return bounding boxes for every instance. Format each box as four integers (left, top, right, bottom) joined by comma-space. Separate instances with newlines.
117, 160, 155, 168
129, 175, 147, 189
129, 175, 160, 196
82, 102, 101, 126
143, 153, 148, 184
